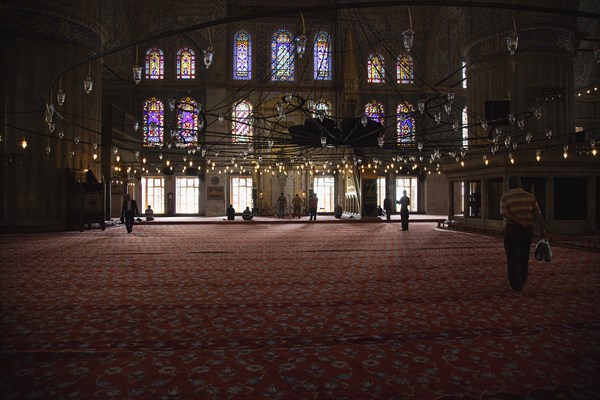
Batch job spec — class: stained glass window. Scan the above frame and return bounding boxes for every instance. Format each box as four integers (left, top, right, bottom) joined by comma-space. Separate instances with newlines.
462, 106, 469, 148
314, 31, 332, 80
308, 99, 332, 118
233, 31, 252, 80
145, 48, 164, 79
365, 100, 384, 125
176, 97, 199, 148
232, 100, 253, 143
143, 97, 164, 147
271, 29, 295, 81
176, 48, 195, 79
397, 102, 415, 144
367, 53, 384, 83
397, 53, 414, 84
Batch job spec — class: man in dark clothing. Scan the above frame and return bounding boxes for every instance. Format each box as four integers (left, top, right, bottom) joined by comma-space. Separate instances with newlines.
121, 193, 139, 234
398, 190, 410, 231
383, 196, 393, 222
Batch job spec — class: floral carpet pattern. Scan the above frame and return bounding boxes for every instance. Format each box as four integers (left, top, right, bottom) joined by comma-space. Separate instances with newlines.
0, 223, 598, 399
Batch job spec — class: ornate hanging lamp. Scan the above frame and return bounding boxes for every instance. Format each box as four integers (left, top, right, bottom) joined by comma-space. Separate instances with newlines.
507, 17, 519, 55
203, 28, 214, 69
57, 76, 65, 106
83, 62, 93, 94
132, 46, 142, 84
402, 7, 415, 52
296, 13, 308, 58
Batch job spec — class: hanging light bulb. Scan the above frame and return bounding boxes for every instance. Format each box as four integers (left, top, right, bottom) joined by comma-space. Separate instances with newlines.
536, 149, 541, 162
158, 153, 163, 160
201, 147, 207, 157
483, 154, 488, 165
452, 120, 459, 131
57, 77, 66, 106
83, 62, 93, 94
525, 132, 533, 143
134, 120, 139, 132
378, 136, 384, 148
534, 105, 542, 119
434, 112, 441, 125
517, 119, 525, 130
509, 113, 516, 125
268, 138, 274, 148
93, 152, 98, 160
546, 129, 553, 139
481, 120, 488, 131
563, 144, 569, 159
361, 115, 368, 126
169, 99, 176, 111
218, 113, 224, 124
402, 7, 415, 51
317, 110, 325, 122
418, 141, 423, 151
507, 17, 519, 55
58, 130, 64, 139
320, 136, 327, 147
444, 103, 452, 115
447, 91, 455, 103
417, 101, 425, 114
21, 134, 27, 149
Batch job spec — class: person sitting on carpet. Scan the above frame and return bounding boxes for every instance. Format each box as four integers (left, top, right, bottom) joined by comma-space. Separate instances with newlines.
242, 207, 253, 220
226, 204, 235, 220
145, 205, 154, 221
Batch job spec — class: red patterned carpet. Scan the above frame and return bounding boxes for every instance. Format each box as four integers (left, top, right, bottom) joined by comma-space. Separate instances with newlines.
0, 223, 598, 399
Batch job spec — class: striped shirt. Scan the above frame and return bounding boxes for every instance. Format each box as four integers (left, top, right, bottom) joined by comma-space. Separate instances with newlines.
500, 188, 542, 226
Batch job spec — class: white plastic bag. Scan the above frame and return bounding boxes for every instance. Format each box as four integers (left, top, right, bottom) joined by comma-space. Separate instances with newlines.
534, 239, 552, 262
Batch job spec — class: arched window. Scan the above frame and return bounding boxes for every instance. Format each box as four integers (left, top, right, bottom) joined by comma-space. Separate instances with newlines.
397, 102, 415, 144
145, 48, 164, 79
143, 97, 164, 147
176, 97, 199, 148
365, 100, 384, 125
176, 48, 195, 79
397, 53, 414, 84
233, 31, 252, 80
308, 99, 333, 118
271, 29, 295, 81
367, 53, 384, 83
232, 100, 253, 143
314, 31, 332, 80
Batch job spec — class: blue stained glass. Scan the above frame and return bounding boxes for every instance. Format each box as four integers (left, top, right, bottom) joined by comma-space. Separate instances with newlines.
314, 32, 332, 80
365, 100, 384, 125
397, 102, 415, 144
271, 29, 295, 81
233, 31, 252, 80
177, 97, 199, 147
143, 97, 164, 147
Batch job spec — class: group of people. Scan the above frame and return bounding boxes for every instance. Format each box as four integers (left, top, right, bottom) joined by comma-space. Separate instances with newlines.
277, 192, 319, 220
380, 190, 411, 230
119, 176, 544, 293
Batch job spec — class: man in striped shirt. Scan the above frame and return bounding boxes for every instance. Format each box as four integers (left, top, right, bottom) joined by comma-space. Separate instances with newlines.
500, 176, 547, 292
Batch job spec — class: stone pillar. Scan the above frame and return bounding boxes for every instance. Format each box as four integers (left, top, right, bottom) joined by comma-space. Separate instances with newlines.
0, 2, 104, 229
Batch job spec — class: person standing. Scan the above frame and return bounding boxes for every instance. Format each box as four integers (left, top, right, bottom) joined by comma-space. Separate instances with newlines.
383, 196, 393, 222
292, 194, 303, 219
308, 193, 319, 221
121, 193, 139, 234
398, 190, 410, 231
226, 204, 235, 220
277, 192, 287, 219
500, 175, 547, 292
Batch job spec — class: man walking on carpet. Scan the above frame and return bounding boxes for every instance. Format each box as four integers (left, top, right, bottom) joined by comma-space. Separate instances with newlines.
500, 175, 547, 292
121, 193, 139, 234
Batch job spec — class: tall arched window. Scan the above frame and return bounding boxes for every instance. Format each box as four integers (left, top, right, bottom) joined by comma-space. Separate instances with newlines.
176, 97, 199, 148
367, 53, 384, 83
308, 99, 333, 118
397, 102, 415, 144
397, 53, 414, 84
145, 48, 164, 79
143, 97, 164, 147
365, 100, 384, 125
232, 100, 253, 143
271, 29, 295, 81
176, 48, 195, 79
233, 31, 252, 80
314, 31, 332, 80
